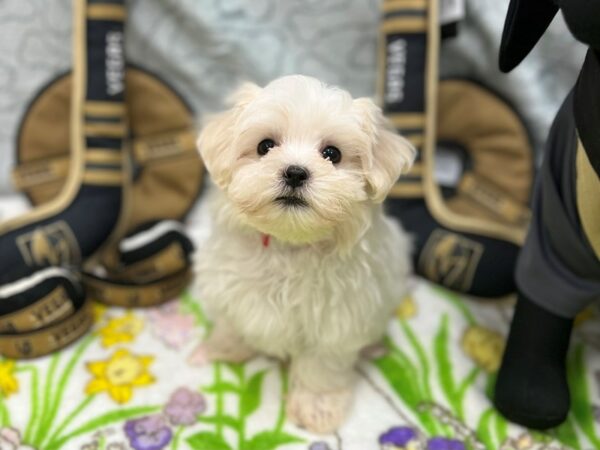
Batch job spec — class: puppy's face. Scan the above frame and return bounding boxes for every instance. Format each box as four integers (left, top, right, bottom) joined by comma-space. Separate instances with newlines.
198, 75, 415, 244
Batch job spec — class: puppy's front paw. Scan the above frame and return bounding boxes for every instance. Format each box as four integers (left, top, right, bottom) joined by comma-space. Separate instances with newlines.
188, 335, 256, 366
188, 343, 211, 366
286, 385, 352, 434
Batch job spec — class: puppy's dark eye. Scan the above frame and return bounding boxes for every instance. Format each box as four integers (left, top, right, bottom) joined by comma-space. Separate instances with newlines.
321, 146, 342, 164
257, 139, 276, 156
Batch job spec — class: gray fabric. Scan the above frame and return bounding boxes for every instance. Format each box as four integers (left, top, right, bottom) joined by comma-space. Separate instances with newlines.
516, 92, 600, 318
0, 0, 588, 196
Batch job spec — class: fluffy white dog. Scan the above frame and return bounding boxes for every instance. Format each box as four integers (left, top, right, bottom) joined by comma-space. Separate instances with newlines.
192, 75, 415, 433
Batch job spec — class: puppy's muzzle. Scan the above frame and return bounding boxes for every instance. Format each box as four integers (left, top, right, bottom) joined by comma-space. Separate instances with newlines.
283, 165, 310, 188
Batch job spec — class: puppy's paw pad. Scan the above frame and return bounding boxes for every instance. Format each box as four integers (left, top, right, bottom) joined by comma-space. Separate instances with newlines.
286, 386, 352, 434
188, 343, 210, 366
360, 342, 388, 360
190, 339, 256, 364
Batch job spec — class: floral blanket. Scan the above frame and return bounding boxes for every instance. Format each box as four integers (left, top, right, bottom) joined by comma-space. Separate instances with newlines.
1, 270, 600, 450
0, 0, 595, 448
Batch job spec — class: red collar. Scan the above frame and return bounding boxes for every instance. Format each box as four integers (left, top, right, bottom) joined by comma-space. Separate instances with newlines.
261, 234, 271, 248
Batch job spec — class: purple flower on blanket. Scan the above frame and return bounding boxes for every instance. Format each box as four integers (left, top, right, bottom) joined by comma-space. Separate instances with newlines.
426, 437, 466, 450
124, 415, 172, 450
379, 426, 419, 449
164, 387, 206, 426
309, 442, 331, 450
147, 302, 196, 350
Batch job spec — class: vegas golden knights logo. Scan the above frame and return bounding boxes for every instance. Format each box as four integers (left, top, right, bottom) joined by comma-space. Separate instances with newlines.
419, 229, 484, 292
16, 221, 81, 267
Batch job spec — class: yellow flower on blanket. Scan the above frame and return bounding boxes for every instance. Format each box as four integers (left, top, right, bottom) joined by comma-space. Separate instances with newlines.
92, 302, 108, 324
86, 349, 154, 404
0, 361, 18, 397
514, 433, 535, 449
396, 295, 417, 320
99, 313, 144, 347
574, 306, 595, 327
461, 325, 505, 373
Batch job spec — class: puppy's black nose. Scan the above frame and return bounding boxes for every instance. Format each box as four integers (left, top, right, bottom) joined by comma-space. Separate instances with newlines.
283, 165, 309, 188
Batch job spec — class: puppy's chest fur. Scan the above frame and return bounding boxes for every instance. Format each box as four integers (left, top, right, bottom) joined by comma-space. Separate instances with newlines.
195, 209, 410, 358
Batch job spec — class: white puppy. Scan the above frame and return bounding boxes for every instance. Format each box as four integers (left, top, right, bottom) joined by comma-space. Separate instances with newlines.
192, 75, 415, 434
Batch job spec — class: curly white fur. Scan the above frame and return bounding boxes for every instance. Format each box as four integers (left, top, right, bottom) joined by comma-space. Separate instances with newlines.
192, 75, 415, 434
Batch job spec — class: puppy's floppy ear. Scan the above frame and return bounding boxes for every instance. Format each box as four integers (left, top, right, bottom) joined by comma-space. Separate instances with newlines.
197, 82, 262, 189
354, 97, 416, 203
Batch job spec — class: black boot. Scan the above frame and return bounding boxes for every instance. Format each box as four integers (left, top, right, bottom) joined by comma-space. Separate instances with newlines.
494, 293, 574, 429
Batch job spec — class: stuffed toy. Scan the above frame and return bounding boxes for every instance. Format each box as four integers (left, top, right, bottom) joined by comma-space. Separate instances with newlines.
0, 0, 202, 359
494, 0, 600, 429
